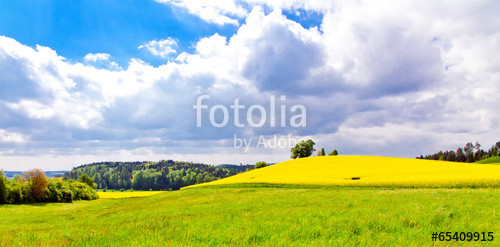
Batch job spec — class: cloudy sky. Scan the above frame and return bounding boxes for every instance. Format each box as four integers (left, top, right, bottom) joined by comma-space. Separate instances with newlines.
1, 0, 499, 170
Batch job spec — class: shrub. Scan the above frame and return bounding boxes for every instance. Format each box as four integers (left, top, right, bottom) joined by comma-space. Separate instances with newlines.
60, 185, 73, 203
255, 161, 268, 169
0, 172, 97, 204
46, 181, 63, 202
5, 181, 24, 204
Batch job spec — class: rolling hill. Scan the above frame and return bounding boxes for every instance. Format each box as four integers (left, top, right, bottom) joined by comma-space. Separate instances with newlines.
186, 156, 500, 188
475, 156, 500, 164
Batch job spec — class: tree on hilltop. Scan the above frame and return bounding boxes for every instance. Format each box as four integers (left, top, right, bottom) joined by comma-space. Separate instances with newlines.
291, 140, 316, 159
255, 161, 268, 169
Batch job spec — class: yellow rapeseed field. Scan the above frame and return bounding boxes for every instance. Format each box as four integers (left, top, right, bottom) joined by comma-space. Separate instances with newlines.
97, 191, 164, 199
186, 156, 500, 188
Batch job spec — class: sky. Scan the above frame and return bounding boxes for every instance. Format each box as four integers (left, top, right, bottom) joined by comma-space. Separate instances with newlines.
0, 0, 499, 170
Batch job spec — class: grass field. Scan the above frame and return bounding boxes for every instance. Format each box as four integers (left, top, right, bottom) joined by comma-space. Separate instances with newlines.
0, 186, 498, 246
97, 191, 164, 199
476, 156, 500, 164
187, 156, 500, 188
2, 156, 499, 246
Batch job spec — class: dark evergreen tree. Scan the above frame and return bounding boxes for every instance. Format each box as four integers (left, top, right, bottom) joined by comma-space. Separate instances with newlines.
456, 148, 466, 162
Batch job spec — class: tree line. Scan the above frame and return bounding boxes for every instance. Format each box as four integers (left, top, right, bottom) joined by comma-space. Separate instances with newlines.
0, 169, 97, 204
63, 160, 241, 191
417, 141, 500, 162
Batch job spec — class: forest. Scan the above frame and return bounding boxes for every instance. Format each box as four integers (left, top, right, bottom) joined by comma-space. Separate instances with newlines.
417, 141, 500, 162
63, 160, 241, 191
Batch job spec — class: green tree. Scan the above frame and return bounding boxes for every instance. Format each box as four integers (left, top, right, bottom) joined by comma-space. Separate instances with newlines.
133, 171, 144, 190
255, 161, 268, 169
291, 140, 316, 159
329, 149, 339, 156
78, 174, 96, 189
0, 170, 7, 204
317, 148, 326, 156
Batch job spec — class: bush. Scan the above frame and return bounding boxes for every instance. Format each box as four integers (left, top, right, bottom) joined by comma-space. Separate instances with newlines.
66, 180, 98, 200
60, 185, 73, 203
255, 161, 268, 169
0, 174, 97, 204
5, 181, 24, 204
46, 181, 63, 202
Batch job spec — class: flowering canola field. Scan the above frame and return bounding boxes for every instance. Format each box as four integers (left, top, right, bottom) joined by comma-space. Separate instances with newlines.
97, 191, 163, 199
187, 156, 500, 188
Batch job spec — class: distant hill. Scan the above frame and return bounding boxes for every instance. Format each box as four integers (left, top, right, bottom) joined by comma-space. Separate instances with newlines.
217, 163, 276, 172
475, 156, 500, 164
217, 164, 254, 172
3, 170, 68, 179
64, 160, 242, 190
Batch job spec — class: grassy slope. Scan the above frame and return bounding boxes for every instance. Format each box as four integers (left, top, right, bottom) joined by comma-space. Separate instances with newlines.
0, 187, 499, 246
187, 156, 500, 188
476, 156, 500, 164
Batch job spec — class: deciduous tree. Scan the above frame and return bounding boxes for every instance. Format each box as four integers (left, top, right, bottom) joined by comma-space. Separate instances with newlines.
22, 169, 48, 201
291, 140, 316, 159
78, 174, 96, 189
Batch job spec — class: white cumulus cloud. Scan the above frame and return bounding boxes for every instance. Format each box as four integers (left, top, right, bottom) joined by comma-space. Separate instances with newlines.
138, 38, 178, 58
1, 1, 500, 169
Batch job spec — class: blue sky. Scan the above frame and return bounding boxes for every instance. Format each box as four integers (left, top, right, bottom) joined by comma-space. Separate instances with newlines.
0, 0, 499, 170
0, 0, 240, 67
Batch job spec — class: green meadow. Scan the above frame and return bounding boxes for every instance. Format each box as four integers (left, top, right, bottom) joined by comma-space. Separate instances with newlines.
1, 186, 498, 246
476, 156, 500, 164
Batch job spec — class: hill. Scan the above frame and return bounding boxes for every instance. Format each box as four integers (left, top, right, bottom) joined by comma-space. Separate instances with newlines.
186, 156, 500, 188
475, 156, 500, 164
63, 160, 241, 190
